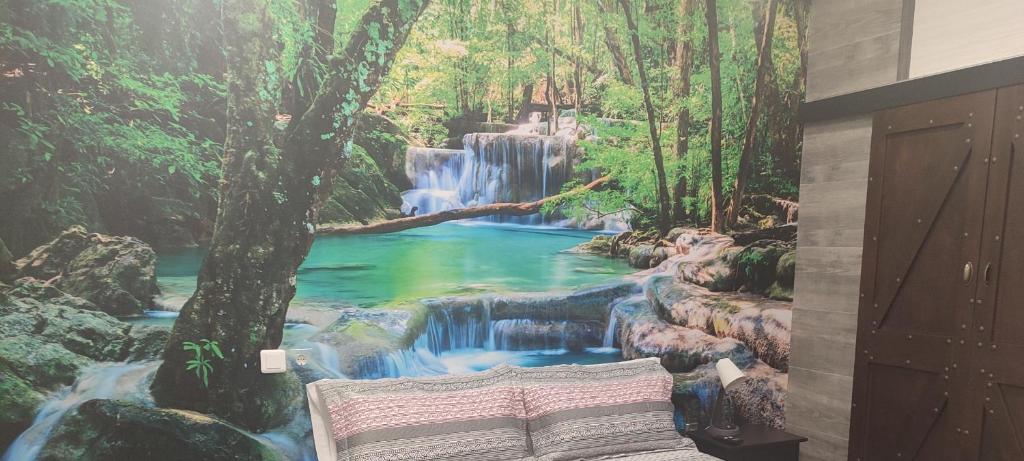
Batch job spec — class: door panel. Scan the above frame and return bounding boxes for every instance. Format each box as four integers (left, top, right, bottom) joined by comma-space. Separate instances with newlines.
968, 84, 1024, 461
849, 91, 997, 461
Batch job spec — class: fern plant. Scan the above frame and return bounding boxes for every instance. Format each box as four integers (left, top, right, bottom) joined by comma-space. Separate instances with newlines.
182, 339, 224, 388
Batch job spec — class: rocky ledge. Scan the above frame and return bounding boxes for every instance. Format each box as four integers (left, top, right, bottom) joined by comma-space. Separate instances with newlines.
578, 227, 796, 301
38, 399, 283, 461
11, 225, 159, 316
0, 228, 168, 448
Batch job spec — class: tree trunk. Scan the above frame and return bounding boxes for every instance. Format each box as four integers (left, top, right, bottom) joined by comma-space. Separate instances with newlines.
771, 0, 807, 186
150, 0, 429, 432
547, 0, 559, 134
725, 0, 778, 228
672, 0, 697, 223
572, 0, 584, 125
516, 83, 535, 123
287, 0, 337, 119
597, 0, 634, 85
704, 0, 725, 233
505, 2, 516, 122
619, 0, 672, 236
321, 176, 609, 235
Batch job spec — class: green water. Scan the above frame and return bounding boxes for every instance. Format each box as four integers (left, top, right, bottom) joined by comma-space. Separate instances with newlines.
156, 222, 632, 309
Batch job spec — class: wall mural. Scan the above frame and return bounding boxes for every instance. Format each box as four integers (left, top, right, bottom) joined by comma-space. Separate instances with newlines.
0, 0, 804, 459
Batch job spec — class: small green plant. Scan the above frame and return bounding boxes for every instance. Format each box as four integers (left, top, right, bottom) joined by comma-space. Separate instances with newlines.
182, 339, 224, 388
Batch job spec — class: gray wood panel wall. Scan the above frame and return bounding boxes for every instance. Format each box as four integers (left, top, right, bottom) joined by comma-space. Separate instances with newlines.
788, 0, 902, 459
806, 0, 903, 101
788, 117, 874, 460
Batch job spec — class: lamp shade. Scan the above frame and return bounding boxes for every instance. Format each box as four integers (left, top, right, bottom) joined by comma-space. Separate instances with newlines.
715, 358, 747, 390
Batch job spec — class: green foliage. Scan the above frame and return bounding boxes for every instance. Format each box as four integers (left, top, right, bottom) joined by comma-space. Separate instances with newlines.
599, 81, 645, 120
0, 0, 805, 250
0, 0, 225, 253
547, 116, 677, 230
182, 339, 224, 388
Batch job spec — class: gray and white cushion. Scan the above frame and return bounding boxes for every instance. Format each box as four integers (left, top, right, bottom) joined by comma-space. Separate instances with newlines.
308, 364, 531, 461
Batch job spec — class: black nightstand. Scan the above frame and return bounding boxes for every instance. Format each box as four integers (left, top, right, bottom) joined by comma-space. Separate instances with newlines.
689, 425, 808, 461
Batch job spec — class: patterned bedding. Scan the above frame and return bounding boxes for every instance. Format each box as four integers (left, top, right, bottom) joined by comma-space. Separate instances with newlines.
307, 358, 723, 461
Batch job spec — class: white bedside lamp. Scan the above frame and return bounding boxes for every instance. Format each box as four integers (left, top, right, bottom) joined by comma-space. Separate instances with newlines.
706, 358, 747, 437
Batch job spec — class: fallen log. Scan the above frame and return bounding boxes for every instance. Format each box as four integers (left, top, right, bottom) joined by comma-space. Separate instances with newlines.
319, 176, 609, 235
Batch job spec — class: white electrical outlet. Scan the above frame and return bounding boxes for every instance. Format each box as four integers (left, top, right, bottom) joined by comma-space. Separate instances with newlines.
260, 349, 287, 374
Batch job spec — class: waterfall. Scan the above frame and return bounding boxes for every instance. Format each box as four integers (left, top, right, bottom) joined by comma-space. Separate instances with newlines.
401, 132, 581, 226
419, 304, 493, 355
602, 312, 619, 348
311, 342, 345, 378
2, 361, 157, 461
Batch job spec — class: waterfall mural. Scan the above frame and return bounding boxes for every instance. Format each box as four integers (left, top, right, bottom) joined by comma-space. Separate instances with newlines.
402, 128, 628, 231
0, 0, 804, 459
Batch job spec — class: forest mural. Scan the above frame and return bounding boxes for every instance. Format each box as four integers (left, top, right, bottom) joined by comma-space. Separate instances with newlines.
0, 0, 804, 459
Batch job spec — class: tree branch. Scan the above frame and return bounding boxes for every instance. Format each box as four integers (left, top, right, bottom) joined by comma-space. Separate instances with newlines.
319, 176, 610, 235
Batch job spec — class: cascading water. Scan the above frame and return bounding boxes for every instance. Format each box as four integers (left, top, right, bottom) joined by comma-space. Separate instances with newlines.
402, 130, 621, 228
344, 301, 620, 379
2, 361, 157, 461
602, 311, 619, 348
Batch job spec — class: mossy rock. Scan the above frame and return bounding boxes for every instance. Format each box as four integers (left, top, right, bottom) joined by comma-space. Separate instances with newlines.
734, 240, 790, 294
572, 234, 613, 255
38, 399, 284, 461
13, 226, 159, 316
628, 244, 656, 268
0, 363, 45, 448
127, 325, 172, 361
768, 250, 796, 301
354, 112, 412, 190
319, 145, 403, 225
0, 336, 91, 389
0, 296, 133, 361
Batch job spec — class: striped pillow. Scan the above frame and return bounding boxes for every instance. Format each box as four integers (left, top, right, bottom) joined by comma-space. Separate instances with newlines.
514, 358, 686, 461
309, 364, 531, 461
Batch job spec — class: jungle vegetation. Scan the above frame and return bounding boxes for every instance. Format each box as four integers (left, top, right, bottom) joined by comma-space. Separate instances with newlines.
1, 0, 807, 428
1, 0, 806, 254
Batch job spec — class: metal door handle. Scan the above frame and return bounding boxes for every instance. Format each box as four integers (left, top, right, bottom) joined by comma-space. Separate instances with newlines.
983, 262, 992, 285
963, 261, 974, 284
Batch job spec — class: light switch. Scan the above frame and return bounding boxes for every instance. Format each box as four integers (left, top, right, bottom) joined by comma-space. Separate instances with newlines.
260, 349, 287, 374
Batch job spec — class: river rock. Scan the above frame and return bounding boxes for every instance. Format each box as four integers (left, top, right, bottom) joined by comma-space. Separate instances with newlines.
628, 244, 656, 268
645, 275, 790, 371
312, 305, 423, 378
429, 281, 639, 324
767, 250, 795, 301
610, 296, 755, 373
0, 363, 46, 447
14, 226, 158, 316
669, 230, 741, 291
38, 399, 284, 461
570, 234, 613, 255
490, 319, 604, 352
734, 240, 791, 294
0, 295, 133, 362
6, 277, 99, 311
126, 325, 172, 361
671, 362, 786, 430
0, 336, 90, 389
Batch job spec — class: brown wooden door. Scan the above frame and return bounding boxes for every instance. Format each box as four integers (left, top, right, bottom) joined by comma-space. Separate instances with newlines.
962, 84, 1024, 461
849, 90, 997, 461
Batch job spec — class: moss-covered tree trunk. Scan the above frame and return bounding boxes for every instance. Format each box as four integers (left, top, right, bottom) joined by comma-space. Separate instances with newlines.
150, 0, 429, 432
